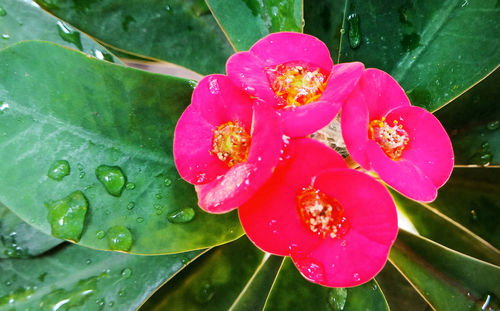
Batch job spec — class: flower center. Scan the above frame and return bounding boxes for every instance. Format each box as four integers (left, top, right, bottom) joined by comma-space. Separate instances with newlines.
211, 121, 251, 167
369, 117, 410, 160
296, 186, 350, 239
266, 61, 328, 108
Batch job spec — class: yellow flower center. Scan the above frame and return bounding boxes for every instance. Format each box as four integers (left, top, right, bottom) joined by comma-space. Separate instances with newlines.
266, 62, 328, 108
369, 117, 410, 160
211, 121, 251, 167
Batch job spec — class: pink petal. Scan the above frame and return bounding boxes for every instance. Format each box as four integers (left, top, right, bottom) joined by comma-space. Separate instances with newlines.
196, 102, 283, 213
173, 104, 228, 184
280, 100, 341, 137
249, 32, 333, 71
238, 138, 347, 256
359, 68, 411, 119
367, 141, 437, 202
385, 106, 454, 189
226, 51, 278, 107
292, 168, 398, 287
340, 85, 371, 169
322, 62, 365, 103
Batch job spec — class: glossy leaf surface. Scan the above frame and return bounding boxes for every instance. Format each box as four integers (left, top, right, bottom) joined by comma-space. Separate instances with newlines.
0, 202, 61, 258
304, 0, 500, 111
141, 236, 267, 311
263, 258, 389, 311
34, 0, 233, 75
0, 243, 201, 310
389, 230, 500, 311
0, 41, 243, 254
0, 0, 119, 63
206, 0, 303, 51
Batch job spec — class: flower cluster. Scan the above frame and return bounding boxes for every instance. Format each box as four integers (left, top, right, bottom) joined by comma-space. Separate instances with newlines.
173, 32, 454, 287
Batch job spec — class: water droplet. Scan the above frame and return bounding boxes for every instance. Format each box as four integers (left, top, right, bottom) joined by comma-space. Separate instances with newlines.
461, 0, 469, 7
4, 280, 12, 286
155, 209, 163, 215
268, 219, 279, 234
39, 275, 99, 310
0, 287, 35, 305
118, 290, 125, 297
125, 182, 135, 190
347, 13, 361, 49
79, 171, 86, 179
56, 21, 83, 51
479, 153, 493, 166
181, 256, 190, 265
85, 259, 92, 265
353, 272, 360, 281
92, 49, 114, 62
47, 160, 70, 181
96, 297, 105, 306
1, 33, 9, 40
126, 202, 135, 210
0, 6, 6, 16
95, 165, 127, 197
195, 173, 208, 183
164, 178, 172, 187
167, 207, 196, 224
295, 257, 326, 283
271, 6, 279, 16
208, 76, 220, 94
340, 239, 348, 247
106, 225, 133, 251
153, 203, 161, 210
481, 141, 490, 150
479, 293, 500, 310
0, 102, 9, 114
108, 301, 115, 307
194, 280, 215, 304
120, 268, 132, 279
327, 288, 347, 311
46, 191, 88, 242
96, 230, 106, 239
487, 120, 500, 131
165, 5, 171, 12
136, 217, 144, 223
155, 193, 162, 199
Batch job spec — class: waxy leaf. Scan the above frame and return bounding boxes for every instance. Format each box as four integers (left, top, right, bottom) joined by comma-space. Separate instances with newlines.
390, 230, 500, 311
0, 243, 202, 310
0, 202, 61, 258
141, 236, 268, 311
263, 258, 389, 311
0, 0, 119, 63
0, 41, 244, 254
206, 0, 303, 51
34, 0, 233, 75
304, 0, 500, 111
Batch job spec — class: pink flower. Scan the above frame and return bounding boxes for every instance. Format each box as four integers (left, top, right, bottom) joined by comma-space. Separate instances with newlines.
239, 138, 398, 287
226, 32, 364, 137
174, 74, 283, 213
341, 69, 454, 202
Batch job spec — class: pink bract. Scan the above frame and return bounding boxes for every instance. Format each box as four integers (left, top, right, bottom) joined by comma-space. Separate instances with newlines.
341, 68, 454, 202
239, 138, 398, 287
173, 74, 283, 213
226, 32, 364, 137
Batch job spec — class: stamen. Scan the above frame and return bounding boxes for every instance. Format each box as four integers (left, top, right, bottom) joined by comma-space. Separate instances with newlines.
211, 121, 251, 167
296, 186, 350, 239
369, 117, 410, 160
266, 62, 329, 108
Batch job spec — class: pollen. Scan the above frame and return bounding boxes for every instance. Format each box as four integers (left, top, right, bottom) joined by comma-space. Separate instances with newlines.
296, 186, 350, 239
211, 121, 251, 167
266, 62, 328, 108
369, 117, 410, 160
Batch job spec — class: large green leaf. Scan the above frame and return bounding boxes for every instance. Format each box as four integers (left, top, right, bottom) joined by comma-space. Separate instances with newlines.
206, 0, 303, 51
263, 258, 389, 311
390, 230, 500, 311
391, 189, 500, 266
0, 0, 119, 63
0, 202, 61, 258
435, 68, 500, 166
141, 236, 267, 311
431, 168, 500, 250
0, 243, 202, 310
0, 41, 243, 254
304, 0, 500, 111
34, 0, 233, 75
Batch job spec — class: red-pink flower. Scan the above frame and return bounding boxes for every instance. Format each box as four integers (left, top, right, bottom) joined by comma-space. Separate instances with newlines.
341, 69, 454, 202
239, 138, 398, 287
226, 32, 364, 137
174, 74, 283, 213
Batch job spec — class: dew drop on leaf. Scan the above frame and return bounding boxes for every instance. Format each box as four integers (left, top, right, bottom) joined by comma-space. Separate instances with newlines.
327, 288, 347, 311
125, 182, 136, 190
1, 34, 9, 40
136, 217, 144, 223
47, 160, 70, 181
95, 165, 127, 197
487, 120, 500, 131
106, 225, 133, 251
46, 191, 88, 242
167, 207, 195, 224
194, 280, 215, 304
164, 178, 172, 187
0, 6, 6, 16
126, 202, 135, 210
347, 13, 361, 49
56, 21, 83, 51
96, 230, 106, 240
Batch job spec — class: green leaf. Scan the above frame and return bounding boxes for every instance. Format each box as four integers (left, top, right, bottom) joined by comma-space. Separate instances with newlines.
435, 68, 500, 166
431, 168, 500, 250
0, 41, 244, 254
391, 189, 500, 266
0, 202, 61, 258
0, 0, 119, 63
263, 257, 389, 311
376, 261, 432, 311
304, 0, 500, 111
390, 230, 500, 311
34, 0, 233, 75
0, 243, 202, 310
141, 236, 267, 311
206, 0, 303, 51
